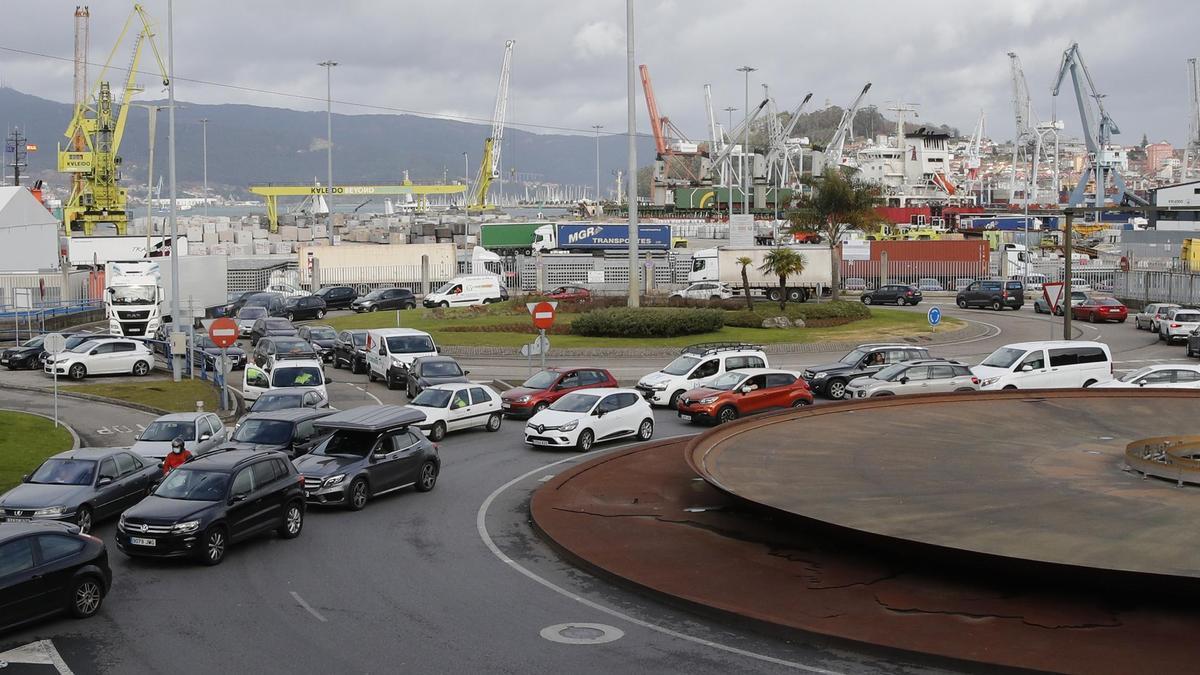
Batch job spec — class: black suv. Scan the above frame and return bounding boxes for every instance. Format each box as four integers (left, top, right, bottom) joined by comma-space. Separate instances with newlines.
115, 449, 305, 566
250, 318, 299, 346
801, 343, 933, 399
224, 408, 334, 458
293, 406, 439, 510
956, 279, 1024, 311
253, 336, 318, 370
350, 288, 416, 313
333, 329, 369, 373
298, 324, 338, 362
283, 295, 327, 321
315, 285, 358, 310
861, 284, 922, 306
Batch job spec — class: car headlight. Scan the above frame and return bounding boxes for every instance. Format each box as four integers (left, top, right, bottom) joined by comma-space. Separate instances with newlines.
323, 474, 346, 487
515, 395, 532, 404
980, 377, 999, 387
813, 372, 828, 380
561, 420, 579, 432
33, 506, 65, 517
119, 513, 128, 529
698, 396, 718, 404
172, 520, 201, 534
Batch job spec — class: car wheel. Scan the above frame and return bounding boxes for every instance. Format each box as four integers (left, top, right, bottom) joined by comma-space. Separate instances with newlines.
286, 312, 295, 322
991, 300, 1003, 311
75, 505, 94, 534
347, 478, 369, 511
429, 421, 447, 442
406, 302, 417, 310
415, 461, 439, 492
957, 298, 968, 309
278, 502, 304, 539
791, 398, 811, 407
68, 575, 104, 619
439, 302, 450, 309
132, 360, 150, 376
367, 369, 377, 382
369, 305, 379, 312
332, 356, 341, 370
68, 363, 87, 380
862, 295, 872, 305
200, 526, 227, 566
896, 297, 906, 306
637, 418, 654, 440
1089, 312, 1097, 323
576, 428, 595, 452
717, 406, 738, 424
668, 390, 685, 409
1034, 303, 1044, 314
826, 379, 847, 400
386, 374, 398, 390
317, 309, 326, 319
533, 401, 549, 415
485, 413, 502, 432
1083, 379, 1097, 388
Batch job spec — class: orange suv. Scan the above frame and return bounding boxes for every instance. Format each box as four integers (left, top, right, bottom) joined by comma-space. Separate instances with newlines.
676, 368, 813, 425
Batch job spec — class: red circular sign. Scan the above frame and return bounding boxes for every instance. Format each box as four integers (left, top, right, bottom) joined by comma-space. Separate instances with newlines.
531, 301, 556, 330
208, 317, 240, 348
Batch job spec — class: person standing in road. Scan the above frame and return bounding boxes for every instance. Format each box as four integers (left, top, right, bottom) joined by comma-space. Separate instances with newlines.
162, 437, 192, 474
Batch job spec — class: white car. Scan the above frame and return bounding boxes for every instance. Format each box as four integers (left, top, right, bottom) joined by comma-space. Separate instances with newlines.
636, 343, 767, 407
1158, 308, 1200, 344
243, 357, 330, 402
235, 306, 270, 336
525, 388, 654, 452
43, 337, 154, 380
405, 383, 503, 441
263, 284, 309, 298
1069, 278, 1092, 292
670, 282, 734, 301
1091, 364, 1200, 389
131, 412, 228, 459
972, 340, 1113, 390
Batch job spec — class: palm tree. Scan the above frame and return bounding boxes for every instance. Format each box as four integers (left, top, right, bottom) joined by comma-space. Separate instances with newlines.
736, 256, 755, 310
758, 248, 807, 311
787, 167, 885, 301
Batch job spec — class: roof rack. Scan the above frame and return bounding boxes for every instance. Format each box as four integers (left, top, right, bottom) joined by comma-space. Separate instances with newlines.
275, 351, 319, 361
681, 342, 762, 356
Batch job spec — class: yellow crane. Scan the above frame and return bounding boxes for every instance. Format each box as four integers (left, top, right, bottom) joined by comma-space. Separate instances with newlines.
468, 40, 514, 212
58, 4, 168, 236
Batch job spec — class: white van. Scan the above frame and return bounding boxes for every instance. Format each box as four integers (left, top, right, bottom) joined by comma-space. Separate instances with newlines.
422, 275, 504, 308
243, 356, 330, 403
972, 340, 1113, 390
365, 328, 439, 390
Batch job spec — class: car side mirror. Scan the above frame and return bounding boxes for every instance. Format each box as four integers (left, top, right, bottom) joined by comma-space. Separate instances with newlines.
21, 473, 29, 483
436, 346, 442, 353
463, 370, 470, 375
899, 377, 909, 384
593, 409, 606, 417
1138, 381, 1147, 387
98, 476, 114, 486
199, 433, 211, 442
1020, 364, 1033, 372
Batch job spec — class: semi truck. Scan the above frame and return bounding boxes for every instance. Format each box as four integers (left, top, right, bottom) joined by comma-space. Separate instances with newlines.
478, 222, 541, 255
67, 235, 189, 267
532, 223, 683, 253
688, 246, 834, 302
104, 255, 228, 337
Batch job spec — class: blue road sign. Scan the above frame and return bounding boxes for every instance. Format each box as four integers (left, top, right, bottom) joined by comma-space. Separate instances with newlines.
927, 306, 941, 326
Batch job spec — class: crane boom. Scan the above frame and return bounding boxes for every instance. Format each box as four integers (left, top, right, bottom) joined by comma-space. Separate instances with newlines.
710, 98, 769, 168
1186, 58, 1200, 179
469, 40, 514, 210
639, 64, 667, 155
826, 83, 871, 166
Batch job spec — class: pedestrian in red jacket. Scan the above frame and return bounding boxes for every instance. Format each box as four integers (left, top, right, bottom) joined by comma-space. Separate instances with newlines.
162, 437, 192, 474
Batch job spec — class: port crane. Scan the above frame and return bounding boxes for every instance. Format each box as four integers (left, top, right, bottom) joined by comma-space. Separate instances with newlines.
763, 90, 813, 189
1052, 42, 1147, 210
1186, 58, 1200, 180
639, 64, 708, 205
962, 111, 985, 195
821, 83, 872, 172
58, 4, 169, 236
468, 40, 514, 211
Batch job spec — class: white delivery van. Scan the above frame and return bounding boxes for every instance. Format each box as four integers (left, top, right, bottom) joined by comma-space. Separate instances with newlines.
365, 328, 439, 390
972, 340, 1113, 390
422, 275, 504, 308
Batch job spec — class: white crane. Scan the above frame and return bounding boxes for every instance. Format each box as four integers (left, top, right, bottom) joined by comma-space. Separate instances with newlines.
963, 110, 985, 195
763, 90, 812, 189
1186, 57, 1200, 180
469, 40, 514, 209
1008, 51, 1062, 205
823, 83, 872, 170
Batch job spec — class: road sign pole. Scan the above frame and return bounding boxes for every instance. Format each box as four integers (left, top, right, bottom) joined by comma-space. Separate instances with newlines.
53, 362, 58, 428
220, 347, 229, 412
539, 329, 546, 371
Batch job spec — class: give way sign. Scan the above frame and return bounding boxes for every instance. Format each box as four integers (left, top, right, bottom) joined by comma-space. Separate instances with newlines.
527, 301, 558, 330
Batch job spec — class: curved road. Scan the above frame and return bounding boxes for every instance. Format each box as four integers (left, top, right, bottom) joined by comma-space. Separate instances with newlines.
0, 305, 1186, 674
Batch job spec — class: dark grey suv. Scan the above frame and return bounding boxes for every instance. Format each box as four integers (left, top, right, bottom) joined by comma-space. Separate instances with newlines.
801, 343, 933, 399
956, 279, 1024, 311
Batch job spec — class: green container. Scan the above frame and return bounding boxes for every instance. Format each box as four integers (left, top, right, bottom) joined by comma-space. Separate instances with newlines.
479, 222, 542, 252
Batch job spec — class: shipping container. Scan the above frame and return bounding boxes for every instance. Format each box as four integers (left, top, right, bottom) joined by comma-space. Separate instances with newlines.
854, 239, 989, 263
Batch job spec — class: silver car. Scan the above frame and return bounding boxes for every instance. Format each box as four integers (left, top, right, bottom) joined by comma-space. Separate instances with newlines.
130, 412, 228, 459
843, 359, 979, 398
1135, 302, 1179, 332
1159, 308, 1200, 344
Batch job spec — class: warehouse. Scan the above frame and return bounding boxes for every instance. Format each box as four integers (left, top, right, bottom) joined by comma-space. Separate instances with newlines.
0, 186, 59, 272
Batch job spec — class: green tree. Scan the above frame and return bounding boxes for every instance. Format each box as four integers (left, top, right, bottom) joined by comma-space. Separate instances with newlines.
758, 248, 807, 311
736, 256, 755, 310
787, 167, 885, 301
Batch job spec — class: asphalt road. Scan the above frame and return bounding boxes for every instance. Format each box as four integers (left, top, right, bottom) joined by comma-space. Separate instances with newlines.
0, 305, 1191, 674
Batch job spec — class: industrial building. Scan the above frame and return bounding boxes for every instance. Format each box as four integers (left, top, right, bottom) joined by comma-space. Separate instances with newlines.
0, 187, 60, 272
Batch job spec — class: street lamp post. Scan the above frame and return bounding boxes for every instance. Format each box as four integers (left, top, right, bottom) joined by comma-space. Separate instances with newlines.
318, 60, 338, 218
737, 66, 756, 216
199, 118, 208, 220
626, 0, 639, 307
592, 124, 603, 206
166, 0, 182, 381
131, 104, 164, 256
723, 106, 736, 221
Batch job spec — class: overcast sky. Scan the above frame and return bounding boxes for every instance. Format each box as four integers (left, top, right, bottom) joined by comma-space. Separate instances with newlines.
2, 0, 1197, 146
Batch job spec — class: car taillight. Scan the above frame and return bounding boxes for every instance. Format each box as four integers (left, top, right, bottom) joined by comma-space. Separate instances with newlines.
1172, 323, 1181, 328
1002, 290, 1008, 298
971, 377, 980, 385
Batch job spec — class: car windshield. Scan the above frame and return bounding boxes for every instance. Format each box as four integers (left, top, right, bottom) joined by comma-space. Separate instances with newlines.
550, 393, 599, 412
1096, 298, 1122, 306
273, 366, 323, 388
266, 320, 294, 330
19, 336, 44, 348
433, 282, 455, 294
273, 339, 313, 354
363, 290, 385, 300
411, 388, 453, 408
238, 307, 267, 319
661, 355, 699, 376
69, 339, 100, 353
1174, 312, 1200, 322
154, 469, 229, 501
308, 327, 337, 340
708, 372, 749, 391
522, 371, 558, 390
839, 349, 867, 365
110, 284, 157, 306
422, 361, 463, 377
64, 336, 93, 350
350, 332, 367, 346
232, 419, 294, 444
1118, 367, 1156, 383
981, 347, 1025, 368
874, 364, 909, 382
249, 393, 303, 412
314, 430, 377, 458
141, 420, 195, 442
386, 336, 435, 353
29, 459, 96, 485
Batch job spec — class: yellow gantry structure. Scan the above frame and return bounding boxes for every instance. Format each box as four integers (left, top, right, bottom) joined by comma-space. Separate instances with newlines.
249, 182, 467, 231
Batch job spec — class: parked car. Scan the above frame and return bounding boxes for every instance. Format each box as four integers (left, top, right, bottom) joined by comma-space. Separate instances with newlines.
544, 285, 591, 302
43, 337, 154, 380
249, 317, 299, 346
116, 449, 306, 565
1015, 273, 1047, 292
1, 448, 160, 533
1069, 278, 1092, 292
293, 406, 440, 510
282, 294, 327, 322
235, 305, 270, 336
956, 279, 1024, 311
525, 389, 654, 452
351, 288, 417, 313
191, 334, 247, 370
38, 333, 103, 368
801, 343, 932, 399
1148, 303, 1183, 332
636, 343, 768, 408
675, 368, 812, 424
843, 277, 868, 291
1091, 364, 1200, 389
1033, 291, 1088, 315
861, 284, 922, 306
405, 355, 470, 397
2, 335, 50, 370
243, 292, 287, 317
422, 275, 505, 308
298, 325, 338, 362
131, 412, 229, 459
221, 290, 264, 318
972, 340, 1113, 390
0, 521, 112, 630
262, 284, 308, 298
406, 383, 503, 441
244, 389, 330, 415
843, 359, 979, 399
253, 336, 319, 370
1072, 297, 1128, 323
243, 356, 330, 403
500, 367, 618, 418
916, 278, 944, 292
332, 329, 369, 373
670, 282, 735, 301
365, 328, 438, 390
1134, 303, 1180, 331
222, 408, 334, 458
314, 285, 358, 310
953, 278, 974, 292
1159, 308, 1200, 344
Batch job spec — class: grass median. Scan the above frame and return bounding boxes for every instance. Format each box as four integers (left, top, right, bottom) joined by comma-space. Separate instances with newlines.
0, 411, 75, 491
67, 378, 221, 414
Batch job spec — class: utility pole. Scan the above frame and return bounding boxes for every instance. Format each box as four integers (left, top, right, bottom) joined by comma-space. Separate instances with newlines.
318, 60, 338, 219
167, 0, 182, 381
737, 66, 757, 215
625, 0, 639, 307
199, 118, 209, 220
592, 124, 603, 207
463, 152, 469, 205
5, 128, 28, 186
132, 104, 164, 256
1063, 210, 1073, 340
723, 106, 736, 221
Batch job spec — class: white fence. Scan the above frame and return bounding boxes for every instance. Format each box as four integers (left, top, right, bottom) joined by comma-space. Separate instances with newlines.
1116, 271, 1200, 307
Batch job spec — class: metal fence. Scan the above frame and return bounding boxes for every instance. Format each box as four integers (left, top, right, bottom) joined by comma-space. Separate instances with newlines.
1115, 270, 1200, 307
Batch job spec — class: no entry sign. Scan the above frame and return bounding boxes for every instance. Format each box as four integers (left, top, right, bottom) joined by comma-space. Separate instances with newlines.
208, 317, 239, 348
527, 301, 558, 330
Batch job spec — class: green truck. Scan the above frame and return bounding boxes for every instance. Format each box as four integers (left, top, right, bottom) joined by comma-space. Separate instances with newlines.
478, 222, 542, 255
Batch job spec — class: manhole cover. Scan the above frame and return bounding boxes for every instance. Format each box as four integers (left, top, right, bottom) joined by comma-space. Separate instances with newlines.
540, 622, 624, 645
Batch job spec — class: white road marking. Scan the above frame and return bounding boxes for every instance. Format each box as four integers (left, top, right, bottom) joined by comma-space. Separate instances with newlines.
349, 385, 383, 405
476, 436, 841, 674
290, 591, 328, 622
538, 475, 555, 482
0, 639, 75, 674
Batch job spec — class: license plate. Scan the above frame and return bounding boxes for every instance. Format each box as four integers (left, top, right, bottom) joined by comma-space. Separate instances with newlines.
1, 358, 7, 363
679, 414, 692, 422
5, 516, 30, 522
502, 403, 511, 409
130, 537, 156, 547
531, 439, 551, 446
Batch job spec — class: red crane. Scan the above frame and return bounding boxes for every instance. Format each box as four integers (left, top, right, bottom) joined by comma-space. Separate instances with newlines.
638, 64, 703, 186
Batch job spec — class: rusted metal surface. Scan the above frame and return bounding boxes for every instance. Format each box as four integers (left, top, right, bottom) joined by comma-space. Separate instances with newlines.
1126, 435, 1200, 486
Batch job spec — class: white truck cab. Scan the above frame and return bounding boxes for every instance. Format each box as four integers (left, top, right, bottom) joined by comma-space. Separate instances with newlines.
365, 328, 439, 390
105, 260, 163, 338
636, 343, 769, 407
422, 275, 504, 308
243, 355, 330, 403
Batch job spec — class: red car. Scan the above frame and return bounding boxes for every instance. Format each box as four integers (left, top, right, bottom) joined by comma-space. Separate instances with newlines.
1071, 297, 1128, 323
500, 367, 617, 418
676, 368, 813, 425
544, 285, 591, 302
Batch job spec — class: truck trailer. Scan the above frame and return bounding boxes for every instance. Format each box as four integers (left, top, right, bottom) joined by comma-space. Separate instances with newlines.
532, 223, 676, 253
297, 243, 458, 288
688, 246, 833, 302
105, 255, 228, 337
67, 235, 188, 267
478, 223, 542, 255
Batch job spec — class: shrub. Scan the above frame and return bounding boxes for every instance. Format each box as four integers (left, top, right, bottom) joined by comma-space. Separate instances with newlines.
570, 308, 725, 338
723, 301, 869, 328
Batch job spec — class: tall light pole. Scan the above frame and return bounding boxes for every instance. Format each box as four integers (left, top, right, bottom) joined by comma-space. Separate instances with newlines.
318, 60, 337, 217
199, 118, 209, 220
167, 0, 181, 381
723, 106, 736, 221
592, 124, 603, 205
132, 103, 165, 256
625, 0, 639, 307
737, 66, 756, 215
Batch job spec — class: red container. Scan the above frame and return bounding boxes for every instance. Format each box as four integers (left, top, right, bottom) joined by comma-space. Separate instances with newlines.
863, 240, 989, 263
